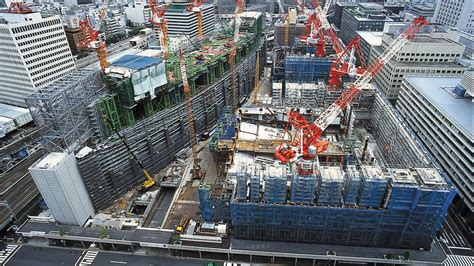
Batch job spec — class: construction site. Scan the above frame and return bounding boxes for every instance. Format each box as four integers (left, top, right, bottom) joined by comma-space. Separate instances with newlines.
12, 1, 462, 265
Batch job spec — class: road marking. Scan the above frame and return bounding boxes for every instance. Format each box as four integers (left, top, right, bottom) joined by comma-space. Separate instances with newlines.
447, 246, 473, 250
1, 244, 20, 265
78, 250, 99, 265
110, 261, 127, 264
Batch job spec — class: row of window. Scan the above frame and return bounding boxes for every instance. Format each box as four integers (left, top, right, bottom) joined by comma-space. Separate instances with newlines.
25, 47, 70, 64
35, 63, 75, 87
11, 18, 61, 35
18, 32, 67, 49
31, 57, 74, 77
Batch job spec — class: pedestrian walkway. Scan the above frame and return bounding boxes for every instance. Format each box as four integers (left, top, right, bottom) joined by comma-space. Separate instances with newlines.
0, 244, 20, 265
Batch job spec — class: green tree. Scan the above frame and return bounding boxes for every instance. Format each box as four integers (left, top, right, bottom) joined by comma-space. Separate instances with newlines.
404, 251, 411, 260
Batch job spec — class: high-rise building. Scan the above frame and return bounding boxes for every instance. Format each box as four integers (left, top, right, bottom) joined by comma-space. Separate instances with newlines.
164, 3, 215, 38
124, 1, 151, 27
370, 24, 466, 100
0, 12, 75, 107
397, 72, 473, 230
339, 3, 399, 45
29, 152, 95, 226
434, 0, 473, 34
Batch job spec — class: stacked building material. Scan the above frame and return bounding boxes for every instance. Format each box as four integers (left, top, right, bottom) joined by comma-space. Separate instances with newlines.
317, 166, 345, 206
344, 165, 362, 207
359, 166, 388, 209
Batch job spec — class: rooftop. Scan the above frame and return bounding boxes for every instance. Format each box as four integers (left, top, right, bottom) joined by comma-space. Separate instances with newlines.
111, 55, 163, 71
32, 152, 67, 170
405, 76, 473, 139
357, 31, 383, 46
0, 103, 29, 119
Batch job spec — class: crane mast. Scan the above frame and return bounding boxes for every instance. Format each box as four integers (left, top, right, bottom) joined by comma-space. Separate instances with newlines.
179, 49, 202, 179
230, 0, 243, 111
149, 0, 170, 58
190, 0, 204, 38
79, 16, 109, 72
275, 17, 429, 164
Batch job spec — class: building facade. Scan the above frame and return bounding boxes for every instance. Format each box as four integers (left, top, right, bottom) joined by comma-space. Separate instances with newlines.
29, 152, 95, 226
371, 26, 466, 100
339, 3, 397, 45
0, 13, 75, 107
64, 26, 85, 55
164, 3, 215, 38
434, 0, 473, 34
397, 73, 473, 230
124, 1, 151, 26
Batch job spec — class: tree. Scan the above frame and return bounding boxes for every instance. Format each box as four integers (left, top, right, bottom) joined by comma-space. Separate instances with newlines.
99, 229, 109, 239
403, 251, 411, 260
59, 228, 66, 236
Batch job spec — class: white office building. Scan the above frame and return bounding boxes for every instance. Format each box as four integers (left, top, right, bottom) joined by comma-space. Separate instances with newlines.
370, 24, 466, 100
0, 12, 75, 107
29, 152, 95, 226
165, 3, 215, 38
397, 72, 473, 221
124, 1, 151, 26
434, 0, 473, 34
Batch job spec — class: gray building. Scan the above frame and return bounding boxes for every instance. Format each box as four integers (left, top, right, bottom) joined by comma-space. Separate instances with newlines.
356, 31, 383, 65
29, 152, 95, 226
339, 3, 397, 45
397, 73, 473, 229
434, 0, 473, 34
370, 25, 466, 100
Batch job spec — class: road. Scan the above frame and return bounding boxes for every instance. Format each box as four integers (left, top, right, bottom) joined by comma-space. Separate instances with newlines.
438, 213, 473, 257
4, 245, 218, 266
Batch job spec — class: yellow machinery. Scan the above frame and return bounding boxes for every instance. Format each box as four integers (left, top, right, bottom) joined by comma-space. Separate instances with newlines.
102, 115, 155, 189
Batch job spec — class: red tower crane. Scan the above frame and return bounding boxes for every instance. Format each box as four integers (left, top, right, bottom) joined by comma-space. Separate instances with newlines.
189, 0, 204, 38
149, 0, 170, 58
327, 36, 366, 90
7, 2, 32, 13
79, 16, 109, 71
275, 17, 429, 164
179, 49, 202, 179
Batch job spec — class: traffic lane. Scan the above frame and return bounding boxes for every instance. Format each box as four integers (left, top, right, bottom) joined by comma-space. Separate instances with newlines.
93, 251, 216, 266
5, 245, 84, 266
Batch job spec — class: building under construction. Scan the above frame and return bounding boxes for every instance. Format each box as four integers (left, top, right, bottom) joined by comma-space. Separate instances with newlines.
199, 14, 456, 250
26, 11, 265, 211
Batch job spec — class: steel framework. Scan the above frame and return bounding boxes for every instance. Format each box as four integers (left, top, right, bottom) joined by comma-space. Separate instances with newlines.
25, 69, 103, 153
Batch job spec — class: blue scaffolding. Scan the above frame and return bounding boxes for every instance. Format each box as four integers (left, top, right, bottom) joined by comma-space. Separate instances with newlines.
236, 171, 247, 201
249, 174, 260, 203
344, 165, 361, 207
359, 166, 388, 209
317, 166, 345, 206
285, 56, 331, 82
263, 173, 287, 204
290, 174, 317, 205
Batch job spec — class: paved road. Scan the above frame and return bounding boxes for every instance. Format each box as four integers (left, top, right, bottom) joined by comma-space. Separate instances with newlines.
438, 213, 473, 257
4, 245, 218, 266
5, 245, 83, 266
